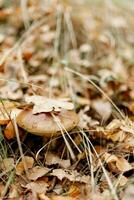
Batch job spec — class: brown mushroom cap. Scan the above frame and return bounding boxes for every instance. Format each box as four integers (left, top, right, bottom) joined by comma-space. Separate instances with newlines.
16, 109, 79, 137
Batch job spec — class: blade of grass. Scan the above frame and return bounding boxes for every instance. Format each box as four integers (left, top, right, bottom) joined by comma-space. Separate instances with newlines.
65, 67, 125, 119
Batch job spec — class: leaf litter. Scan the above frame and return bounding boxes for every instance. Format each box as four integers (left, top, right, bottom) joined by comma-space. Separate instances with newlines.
0, 0, 134, 199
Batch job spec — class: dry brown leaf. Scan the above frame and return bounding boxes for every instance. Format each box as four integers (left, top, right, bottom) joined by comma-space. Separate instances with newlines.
39, 193, 51, 200
129, 103, 134, 113
122, 184, 134, 200
0, 182, 5, 196
28, 166, 51, 181
16, 156, 34, 175
118, 175, 128, 187
106, 119, 121, 130
50, 169, 90, 184
0, 82, 23, 100
26, 180, 48, 195
8, 184, 20, 198
75, 96, 90, 106
125, 136, 134, 148
25, 95, 74, 114
103, 153, 132, 173
78, 106, 99, 129
45, 152, 70, 168
4, 121, 15, 139
67, 184, 81, 198
50, 195, 75, 200
116, 157, 132, 172
50, 184, 91, 199
1, 158, 14, 172
120, 120, 134, 135
108, 130, 126, 142
103, 153, 117, 163
92, 100, 112, 121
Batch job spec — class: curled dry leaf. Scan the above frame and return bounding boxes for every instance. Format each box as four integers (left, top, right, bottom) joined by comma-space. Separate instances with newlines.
50, 169, 90, 184
25, 95, 74, 114
28, 166, 51, 181
4, 121, 15, 139
115, 157, 132, 172
67, 184, 81, 198
45, 152, 71, 168
103, 153, 132, 173
16, 156, 34, 175
103, 153, 118, 163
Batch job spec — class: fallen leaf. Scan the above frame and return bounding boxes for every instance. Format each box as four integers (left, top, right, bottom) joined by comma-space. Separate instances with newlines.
45, 152, 71, 168
122, 184, 134, 200
0, 182, 5, 196
116, 157, 132, 172
103, 153, 117, 163
128, 103, 134, 113
28, 166, 51, 181
103, 153, 132, 173
118, 175, 128, 187
92, 99, 112, 121
8, 184, 19, 198
1, 158, 14, 172
108, 130, 125, 142
25, 95, 74, 114
38, 193, 51, 200
0, 82, 23, 100
4, 121, 15, 139
51, 196, 75, 200
50, 169, 90, 184
16, 156, 34, 175
106, 119, 121, 130
26, 180, 48, 194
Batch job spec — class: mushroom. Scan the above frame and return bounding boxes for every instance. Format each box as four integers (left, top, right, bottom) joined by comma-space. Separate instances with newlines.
16, 109, 79, 137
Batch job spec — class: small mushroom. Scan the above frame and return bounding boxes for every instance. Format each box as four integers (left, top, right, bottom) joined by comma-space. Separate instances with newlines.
16, 109, 79, 137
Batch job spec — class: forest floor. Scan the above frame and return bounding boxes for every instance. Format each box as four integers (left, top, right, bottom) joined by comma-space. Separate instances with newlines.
0, 0, 134, 199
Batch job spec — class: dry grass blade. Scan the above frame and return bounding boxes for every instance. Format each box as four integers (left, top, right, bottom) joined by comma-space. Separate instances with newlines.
0, 17, 47, 66
20, 0, 30, 29
51, 113, 75, 160
65, 67, 125, 119
13, 118, 28, 177
80, 129, 119, 200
